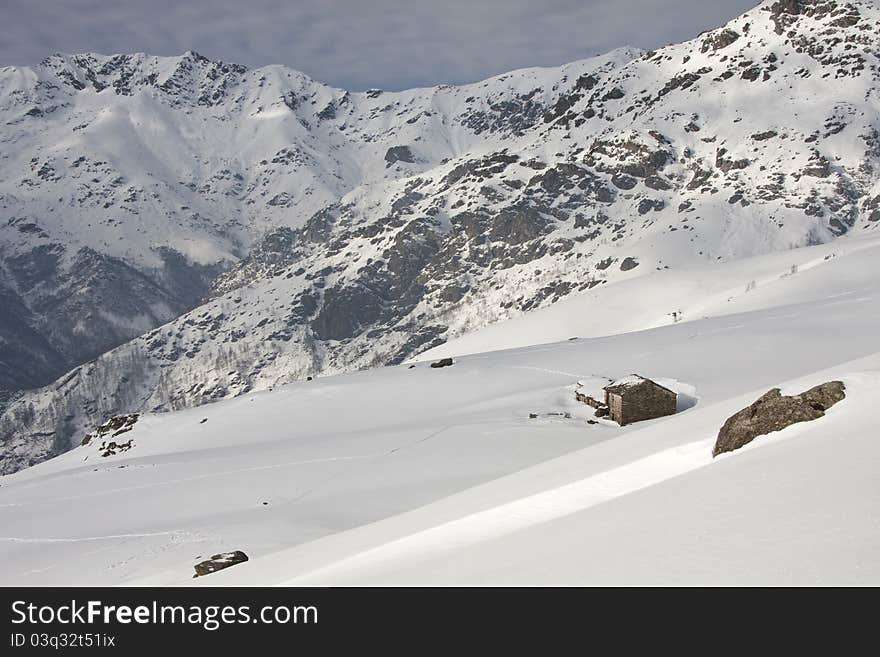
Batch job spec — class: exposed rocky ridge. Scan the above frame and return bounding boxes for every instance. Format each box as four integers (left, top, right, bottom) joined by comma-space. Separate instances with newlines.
3, 0, 880, 472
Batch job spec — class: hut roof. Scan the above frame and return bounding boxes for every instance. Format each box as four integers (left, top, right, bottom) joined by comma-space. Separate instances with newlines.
604, 374, 675, 396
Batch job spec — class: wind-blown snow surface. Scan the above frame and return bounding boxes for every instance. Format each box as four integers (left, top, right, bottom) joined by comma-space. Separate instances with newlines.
0, 233, 878, 585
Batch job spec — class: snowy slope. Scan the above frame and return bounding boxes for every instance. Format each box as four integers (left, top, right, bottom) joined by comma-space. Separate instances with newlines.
422, 231, 880, 358
4, 0, 880, 474
269, 362, 880, 586
0, 231, 878, 585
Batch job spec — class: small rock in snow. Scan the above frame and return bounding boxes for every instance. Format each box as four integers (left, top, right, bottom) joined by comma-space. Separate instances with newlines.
193, 550, 249, 578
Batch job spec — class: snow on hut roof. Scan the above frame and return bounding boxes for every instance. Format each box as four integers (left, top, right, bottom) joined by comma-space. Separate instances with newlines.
604, 374, 675, 395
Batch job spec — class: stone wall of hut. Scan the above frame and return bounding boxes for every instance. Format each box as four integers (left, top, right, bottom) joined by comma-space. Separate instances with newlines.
606, 383, 676, 426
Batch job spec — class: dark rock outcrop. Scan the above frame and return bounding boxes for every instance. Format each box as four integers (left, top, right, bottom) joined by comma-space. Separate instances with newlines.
82, 413, 139, 446
430, 357, 454, 368
193, 550, 249, 577
98, 439, 133, 457
713, 381, 845, 456
619, 257, 640, 271
385, 145, 416, 166
701, 28, 740, 53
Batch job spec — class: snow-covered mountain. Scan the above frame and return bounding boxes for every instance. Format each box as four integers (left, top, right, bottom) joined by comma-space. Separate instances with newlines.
1, 232, 878, 585
3, 0, 880, 473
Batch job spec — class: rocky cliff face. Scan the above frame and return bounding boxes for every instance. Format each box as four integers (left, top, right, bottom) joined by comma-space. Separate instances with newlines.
3, 0, 880, 472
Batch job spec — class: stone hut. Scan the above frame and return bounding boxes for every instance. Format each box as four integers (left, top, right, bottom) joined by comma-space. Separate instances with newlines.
603, 375, 677, 426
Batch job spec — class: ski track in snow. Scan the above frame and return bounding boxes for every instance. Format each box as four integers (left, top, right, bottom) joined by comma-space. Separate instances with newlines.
501, 365, 591, 379
286, 437, 720, 583
4, 454, 380, 506
284, 426, 455, 506
0, 426, 457, 508
0, 530, 199, 544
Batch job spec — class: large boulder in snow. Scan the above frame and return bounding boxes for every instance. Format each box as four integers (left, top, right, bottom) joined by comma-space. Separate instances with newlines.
713, 381, 845, 456
193, 550, 249, 578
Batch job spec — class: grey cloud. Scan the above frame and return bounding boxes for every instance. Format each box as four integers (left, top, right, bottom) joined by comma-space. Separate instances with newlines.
2, 0, 759, 90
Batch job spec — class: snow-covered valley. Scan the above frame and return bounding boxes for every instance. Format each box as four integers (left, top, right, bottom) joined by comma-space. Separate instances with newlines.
1, 231, 877, 585
3, 0, 880, 475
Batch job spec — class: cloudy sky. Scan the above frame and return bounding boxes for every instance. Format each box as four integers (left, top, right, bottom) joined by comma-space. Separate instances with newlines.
3, 0, 758, 90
